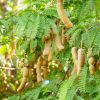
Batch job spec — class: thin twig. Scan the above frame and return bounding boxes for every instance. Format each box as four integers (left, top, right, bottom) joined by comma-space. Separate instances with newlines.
0, 67, 21, 70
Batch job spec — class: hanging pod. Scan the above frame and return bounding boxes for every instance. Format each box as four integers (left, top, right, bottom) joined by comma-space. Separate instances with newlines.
57, 0, 73, 28
36, 56, 43, 82
42, 36, 52, 56
53, 32, 64, 51
71, 47, 78, 74
17, 67, 29, 92
77, 48, 85, 75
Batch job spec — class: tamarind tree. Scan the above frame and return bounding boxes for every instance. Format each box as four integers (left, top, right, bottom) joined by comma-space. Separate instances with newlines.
0, 0, 100, 100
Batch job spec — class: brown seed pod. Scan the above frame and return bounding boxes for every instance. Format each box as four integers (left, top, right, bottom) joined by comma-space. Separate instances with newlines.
17, 67, 29, 92
71, 47, 78, 66
78, 49, 85, 68
77, 49, 85, 75
58, 63, 62, 71
66, 33, 71, 41
89, 65, 95, 75
23, 67, 29, 77
71, 66, 77, 75
77, 66, 82, 76
53, 32, 64, 51
55, 18, 60, 26
87, 48, 92, 58
61, 27, 66, 45
42, 35, 51, 43
88, 57, 95, 66
96, 60, 100, 70
42, 59, 49, 79
48, 49, 53, 62
36, 56, 43, 82
57, 0, 73, 28
66, 71, 71, 78
10, 41, 16, 56
43, 38, 52, 56
17, 77, 27, 92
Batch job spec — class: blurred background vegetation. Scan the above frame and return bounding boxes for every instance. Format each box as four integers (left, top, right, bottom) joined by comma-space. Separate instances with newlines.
0, 0, 100, 100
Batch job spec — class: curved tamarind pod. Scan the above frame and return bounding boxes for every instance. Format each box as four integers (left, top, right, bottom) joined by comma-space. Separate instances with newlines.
71, 47, 78, 66
42, 60, 49, 79
42, 35, 51, 43
17, 67, 29, 92
57, 0, 73, 28
36, 56, 43, 82
71, 66, 77, 75
61, 27, 66, 45
43, 38, 52, 56
89, 65, 95, 75
88, 57, 95, 65
66, 71, 71, 78
58, 63, 62, 71
17, 77, 27, 92
87, 48, 92, 58
77, 66, 82, 76
77, 49, 85, 75
10, 41, 16, 56
48, 49, 53, 62
55, 18, 60, 26
96, 60, 100, 70
53, 32, 64, 51
66, 34, 71, 41
23, 67, 29, 77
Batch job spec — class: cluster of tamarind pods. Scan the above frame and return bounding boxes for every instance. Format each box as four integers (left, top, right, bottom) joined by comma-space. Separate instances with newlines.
71, 47, 100, 76
1, 0, 100, 95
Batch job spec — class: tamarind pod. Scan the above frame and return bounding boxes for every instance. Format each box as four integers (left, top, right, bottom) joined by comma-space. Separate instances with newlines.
42, 59, 49, 79
48, 49, 53, 62
66, 34, 71, 41
61, 35, 66, 45
87, 48, 92, 58
32, 67, 37, 82
36, 69, 43, 82
42, 66, 49, 79
66, 71, 71, 78
71, 66, 77, 75
17, 67, 29, 92
57, 0, 73, 28
42, 35, 51, 43
17, 77, 27, 92
77, 67, 82, 76
23, 67, 29, 77
77, 49, 85, 75
37, 74, 42, 82
15, 80, 19, 90
53, 32, 64, 51
61, 28, 66, 45
43, 39, 52, 56
96, 60, 100, 70
88, 57, 95, 65
10, 41, 16, 56
55, 18, 60, 26
71, 47, 78, 66
58, 63, 62, 71
78, 49, 85, 68
89, 65, 95, 75
36, 57, 43, 82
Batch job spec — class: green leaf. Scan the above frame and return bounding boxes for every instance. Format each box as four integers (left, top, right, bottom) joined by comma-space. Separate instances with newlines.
58, 74, 77, 100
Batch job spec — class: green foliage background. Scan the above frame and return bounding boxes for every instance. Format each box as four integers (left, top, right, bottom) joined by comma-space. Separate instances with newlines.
0, 0, 100, 100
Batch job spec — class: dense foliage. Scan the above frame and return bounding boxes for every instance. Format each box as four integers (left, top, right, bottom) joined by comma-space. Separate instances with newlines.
0, 0, 100, 100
